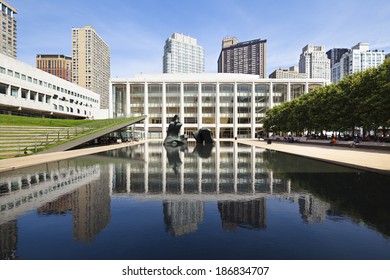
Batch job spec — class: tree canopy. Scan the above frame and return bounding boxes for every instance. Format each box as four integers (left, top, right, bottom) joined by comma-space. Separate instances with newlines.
262, 59, 390, 136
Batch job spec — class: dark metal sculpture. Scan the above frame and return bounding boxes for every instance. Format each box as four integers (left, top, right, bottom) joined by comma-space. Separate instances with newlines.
192, 127, 214, 144
164, 115, 187, 146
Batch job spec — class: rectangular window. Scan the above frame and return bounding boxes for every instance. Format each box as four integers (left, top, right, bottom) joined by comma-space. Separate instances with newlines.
219, 84, 234, 93
201, 84, 216, 93
0, 67, 5, 74
184, 84, 198, 94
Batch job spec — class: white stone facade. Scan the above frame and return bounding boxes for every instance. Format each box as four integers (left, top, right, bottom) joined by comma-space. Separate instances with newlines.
0, 53, 105, 119
110, 73, 328, 139
299, 44, 330, 81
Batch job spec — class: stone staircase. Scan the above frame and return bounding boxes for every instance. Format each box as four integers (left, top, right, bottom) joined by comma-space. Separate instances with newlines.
0, 126, 79, 158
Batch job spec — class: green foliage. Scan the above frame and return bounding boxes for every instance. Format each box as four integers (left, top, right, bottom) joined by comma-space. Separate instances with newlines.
262, 60, 390, 135
0, 114, 94, 127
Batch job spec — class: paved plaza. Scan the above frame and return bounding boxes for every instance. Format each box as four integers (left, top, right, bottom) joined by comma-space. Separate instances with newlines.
0, 139, 389, 174
239, 139, 390, 174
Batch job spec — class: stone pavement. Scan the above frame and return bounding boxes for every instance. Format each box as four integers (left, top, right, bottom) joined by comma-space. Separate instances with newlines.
238, 139, 390, 174
0, 139, 389, 175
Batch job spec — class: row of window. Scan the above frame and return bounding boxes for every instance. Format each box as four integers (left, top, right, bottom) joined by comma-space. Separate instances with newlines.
0, 65, 98, 104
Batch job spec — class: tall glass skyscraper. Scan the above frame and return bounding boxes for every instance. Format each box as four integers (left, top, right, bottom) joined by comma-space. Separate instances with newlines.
163, 33, 204, 73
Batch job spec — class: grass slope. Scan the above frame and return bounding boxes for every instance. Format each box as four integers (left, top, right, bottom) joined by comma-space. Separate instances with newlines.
0, 114, 94, 127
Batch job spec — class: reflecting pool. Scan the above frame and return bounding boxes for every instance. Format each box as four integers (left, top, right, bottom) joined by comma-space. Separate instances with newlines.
1, 141, 389, 260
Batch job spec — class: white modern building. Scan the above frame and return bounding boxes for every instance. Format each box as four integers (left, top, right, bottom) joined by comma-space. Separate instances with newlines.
0, 53, 104, 119
163, 33, 205, 73
269, 66, 307, 79
299, 44, 330, 81
331, 43, 385, 83
110, 73, 328, 139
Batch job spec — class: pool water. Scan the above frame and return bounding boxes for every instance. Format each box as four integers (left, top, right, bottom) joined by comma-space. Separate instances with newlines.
1, 142, 389, 260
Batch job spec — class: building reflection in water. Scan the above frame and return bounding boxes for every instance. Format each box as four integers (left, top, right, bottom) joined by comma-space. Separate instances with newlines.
0, 220, 17, 259
163, 200, 204, 236
108, 142, 339, 236
2, 140, 387, 254
0, 159, 111, 246
218, 198, 266, 231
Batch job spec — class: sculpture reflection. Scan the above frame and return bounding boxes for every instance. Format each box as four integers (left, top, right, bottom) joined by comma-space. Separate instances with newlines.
164, 144, 187, 175
192, 143, 213, 158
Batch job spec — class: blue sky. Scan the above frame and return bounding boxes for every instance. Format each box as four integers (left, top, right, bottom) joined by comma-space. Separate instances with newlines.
10, 0, 390, 77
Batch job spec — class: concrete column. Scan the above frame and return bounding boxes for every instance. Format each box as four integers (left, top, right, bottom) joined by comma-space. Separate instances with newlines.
305, 81, 309, 93
162, 82, 167, 139
269, 82, 274, 109
180, 82, 184, 134
126, 81, 130, 117
233, 82, 238, 139
144, 82, 149, 139
287, 82, 291, 101
251, 82, 256, 139
197, 82, 202, 130
215, 82, 220, 140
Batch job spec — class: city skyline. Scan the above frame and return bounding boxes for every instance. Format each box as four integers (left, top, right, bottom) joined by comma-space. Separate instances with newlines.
8, 0, 390, 78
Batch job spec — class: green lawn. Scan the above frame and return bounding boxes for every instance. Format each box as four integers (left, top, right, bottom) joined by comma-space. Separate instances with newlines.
0, 114, 96, 127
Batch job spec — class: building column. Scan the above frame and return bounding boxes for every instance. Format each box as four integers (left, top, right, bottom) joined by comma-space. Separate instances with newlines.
180, 83, 185, 135
251, 82, 256, 139
287, 82, 291, 101
305, 82, 309, 93
269, 82, 273, 108
197, 82, 202, 130
126, 82, 130, 117
215, 82, 220, 140
162, 82, 167, 139
233, 82, 238, 139
144, 82, 149, 139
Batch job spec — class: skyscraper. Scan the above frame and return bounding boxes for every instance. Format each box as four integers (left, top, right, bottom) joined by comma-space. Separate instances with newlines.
326, 48, 349, 68
0, 0, 17, 58
36, 54, 72, 82
163, 33, 204, 73
72, 26, 110, 109
331, 43, 385, 83
217, 37, 267, 78
299, 44, 330, 80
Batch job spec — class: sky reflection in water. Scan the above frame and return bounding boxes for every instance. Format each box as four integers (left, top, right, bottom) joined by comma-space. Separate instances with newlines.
0, 141, 389, 260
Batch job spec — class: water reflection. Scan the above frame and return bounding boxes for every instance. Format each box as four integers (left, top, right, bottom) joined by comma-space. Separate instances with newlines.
1, 141, 390, 259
